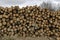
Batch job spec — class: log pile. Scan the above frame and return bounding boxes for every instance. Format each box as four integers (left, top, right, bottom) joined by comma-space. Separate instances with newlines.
0, 6, 60, 40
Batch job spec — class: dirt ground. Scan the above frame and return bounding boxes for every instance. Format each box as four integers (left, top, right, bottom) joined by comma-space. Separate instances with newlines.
0, 35, 55, 40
